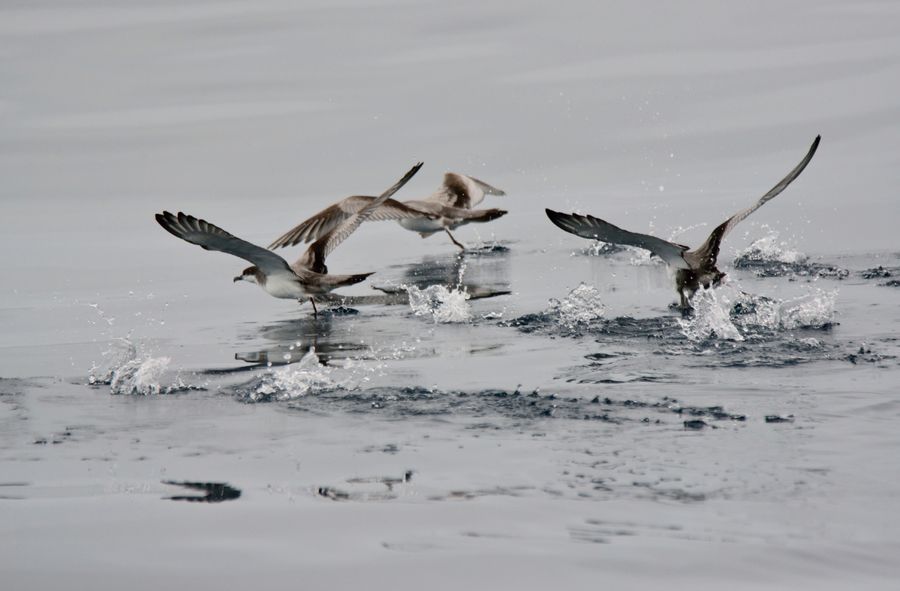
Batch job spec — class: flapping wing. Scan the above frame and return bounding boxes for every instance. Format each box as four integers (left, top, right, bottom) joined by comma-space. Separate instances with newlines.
426, 173, 506, 209
268, 196, 433, 249
297, 162, 423, 272
156, 211, 293, 276
546, 209, 690, 268
688, 135, 821, 269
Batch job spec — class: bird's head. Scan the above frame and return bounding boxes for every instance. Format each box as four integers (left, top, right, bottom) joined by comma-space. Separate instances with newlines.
234, 266, 260, 285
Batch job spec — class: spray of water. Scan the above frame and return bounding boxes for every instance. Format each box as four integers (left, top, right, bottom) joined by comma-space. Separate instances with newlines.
406, 284, 473, 323
547, 283, 607, 328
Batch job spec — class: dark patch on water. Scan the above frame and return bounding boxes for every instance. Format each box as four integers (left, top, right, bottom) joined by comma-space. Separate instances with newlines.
163, 480, 241, 503
860, 266, 898, 280
0, 482, 29, 500
0, 378, 34, 397
570, 519, 685, 544
764, 415, 795, 424
733, 254, 848, 279
844, 344, 895, 365
229, 381, 753, 432
361, 443, 401, 454
465, 242, 511, 256
683, 419, 713, 429
33, 428, 75, 446
504, 312, 679, 341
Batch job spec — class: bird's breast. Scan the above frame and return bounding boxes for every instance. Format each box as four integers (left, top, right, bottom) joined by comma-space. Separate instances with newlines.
398, 218, 444, 233
263, 274, 308, 299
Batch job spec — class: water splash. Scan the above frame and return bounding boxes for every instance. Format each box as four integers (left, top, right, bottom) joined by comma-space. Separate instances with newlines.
89, 337, 201, 395
734, 232, 806, 265
677, 287, 744, 342
109, 356, 173, 395
679, 285, 837, 342
249, 348, 337, 402
547, 283, 606, 328
737, 289, 836, 331
406, 284, 472, 323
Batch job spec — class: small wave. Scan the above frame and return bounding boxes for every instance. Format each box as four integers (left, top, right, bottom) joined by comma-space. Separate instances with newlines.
406, 284, 472, 323
546, 283, 606, 329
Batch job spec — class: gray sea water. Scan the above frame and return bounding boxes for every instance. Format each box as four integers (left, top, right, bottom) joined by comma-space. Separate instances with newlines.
2, 1, 899, 589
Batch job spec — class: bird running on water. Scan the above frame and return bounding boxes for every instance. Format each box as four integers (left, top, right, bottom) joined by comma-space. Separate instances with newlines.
546, 135, 821, 310
268, 171, 507, 252
155, 162, 423, 316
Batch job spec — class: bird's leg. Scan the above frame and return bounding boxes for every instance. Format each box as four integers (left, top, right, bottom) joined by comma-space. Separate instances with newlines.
678, 288, 690, 313
309, 297, 318, 318
444, 229, 465, 250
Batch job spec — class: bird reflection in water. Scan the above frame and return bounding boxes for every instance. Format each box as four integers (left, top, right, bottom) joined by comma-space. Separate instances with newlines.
208, 247, 511, 374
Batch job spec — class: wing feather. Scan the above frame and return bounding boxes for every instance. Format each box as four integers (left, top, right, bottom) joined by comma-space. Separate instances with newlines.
688, 135, 820, 269
426, 173, 505, 209
298, 162, 423, 272
156, 211, 294, 276
546, 209, 690, 269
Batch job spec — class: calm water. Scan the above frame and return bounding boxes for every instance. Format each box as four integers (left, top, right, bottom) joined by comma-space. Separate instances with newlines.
2, 1, 899, 589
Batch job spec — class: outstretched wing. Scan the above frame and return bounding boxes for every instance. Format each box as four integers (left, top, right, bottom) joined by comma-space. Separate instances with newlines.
546, 208, 690, 268
426, 172, 506, 209
297, 162, 423, 272
687, 135, 821, 269
156, 211, 294, 276
268, 196, 431, 249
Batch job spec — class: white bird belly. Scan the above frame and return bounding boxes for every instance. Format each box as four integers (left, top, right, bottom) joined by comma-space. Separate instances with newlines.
263, 275, 307, 299
398, 218, 444, 233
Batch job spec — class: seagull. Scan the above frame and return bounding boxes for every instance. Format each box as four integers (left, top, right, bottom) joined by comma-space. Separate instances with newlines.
268, 172, 507, 252
155, 162, 423, 316
546, 135, 821, 310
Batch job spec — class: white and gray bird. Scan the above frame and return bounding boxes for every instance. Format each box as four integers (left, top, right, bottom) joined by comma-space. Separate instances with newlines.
546, 135, 821, 310
268, 172, 507, 251
155, 162, 423, 316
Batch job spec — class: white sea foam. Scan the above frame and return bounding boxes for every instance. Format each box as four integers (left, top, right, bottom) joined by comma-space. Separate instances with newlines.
547, 283, 606, 328
406, 284, 472, 323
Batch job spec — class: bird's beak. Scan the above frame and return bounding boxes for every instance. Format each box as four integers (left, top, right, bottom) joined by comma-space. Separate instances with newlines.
233, 276, 242, 282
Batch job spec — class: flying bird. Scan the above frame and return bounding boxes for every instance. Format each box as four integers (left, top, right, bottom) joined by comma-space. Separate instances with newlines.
268, 172, 507, 251
546, 135, 821, 310
155, 163, 423, 316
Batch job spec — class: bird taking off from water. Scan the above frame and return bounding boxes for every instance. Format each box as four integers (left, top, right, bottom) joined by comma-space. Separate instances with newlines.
268, 172, 507, 252
155, 163, 423, 316
546, 135, 821, 310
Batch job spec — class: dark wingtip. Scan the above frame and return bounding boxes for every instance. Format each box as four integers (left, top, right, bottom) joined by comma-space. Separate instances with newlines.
545, 208, 570, 226
155, 210, 177, 229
